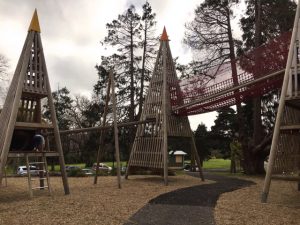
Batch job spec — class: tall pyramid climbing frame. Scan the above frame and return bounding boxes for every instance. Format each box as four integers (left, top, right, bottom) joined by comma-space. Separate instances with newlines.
0, 10, 69, 195
261, 2, 300, 203
126, 28, 204, 184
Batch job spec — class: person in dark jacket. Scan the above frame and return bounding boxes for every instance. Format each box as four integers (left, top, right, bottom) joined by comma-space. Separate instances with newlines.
33, 134, 45, 152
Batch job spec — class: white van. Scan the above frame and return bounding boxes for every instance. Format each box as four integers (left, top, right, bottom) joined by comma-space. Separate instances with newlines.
17, 166, 38, 175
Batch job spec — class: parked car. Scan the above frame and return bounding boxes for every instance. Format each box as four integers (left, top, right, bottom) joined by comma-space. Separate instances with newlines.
17, 166, 38, 176
183, 164, 199, 172
82, 168, 94, 176
92, 163, 112, 173
121, 166, 127, 173
65, 165, 81, 172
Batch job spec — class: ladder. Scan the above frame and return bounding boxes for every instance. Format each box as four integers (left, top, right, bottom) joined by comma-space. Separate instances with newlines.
25, 154, 52, 198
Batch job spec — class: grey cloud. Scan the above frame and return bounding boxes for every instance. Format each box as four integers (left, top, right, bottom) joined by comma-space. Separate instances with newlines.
47, 55, 97, 95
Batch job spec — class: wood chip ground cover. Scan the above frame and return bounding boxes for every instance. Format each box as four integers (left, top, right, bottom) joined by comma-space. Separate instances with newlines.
0, 175, 209, 225
1, 175, 299, 225
214, 176, 300, 225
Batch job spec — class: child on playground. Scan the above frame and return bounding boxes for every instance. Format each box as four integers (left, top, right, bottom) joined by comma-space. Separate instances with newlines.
33, 133, 45, 152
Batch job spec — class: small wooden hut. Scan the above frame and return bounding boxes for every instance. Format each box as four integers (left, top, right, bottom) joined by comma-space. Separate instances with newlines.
169, 150, 187, 168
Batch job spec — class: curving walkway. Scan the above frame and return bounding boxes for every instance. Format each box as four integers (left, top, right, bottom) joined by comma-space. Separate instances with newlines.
124, 172, 255, 225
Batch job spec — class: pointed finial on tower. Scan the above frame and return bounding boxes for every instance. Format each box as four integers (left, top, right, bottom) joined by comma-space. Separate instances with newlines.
28, 9, 41, 33
160, 26, 169, 41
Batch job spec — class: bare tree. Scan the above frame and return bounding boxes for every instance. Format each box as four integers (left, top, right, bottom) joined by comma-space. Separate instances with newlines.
184, 0, 259, 174
184, 0, 240, 79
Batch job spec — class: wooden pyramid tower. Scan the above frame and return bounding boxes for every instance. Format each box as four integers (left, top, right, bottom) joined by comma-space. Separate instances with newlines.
126, 28, 204, 184
0, 10, 69, 194
261, 3, 300, 203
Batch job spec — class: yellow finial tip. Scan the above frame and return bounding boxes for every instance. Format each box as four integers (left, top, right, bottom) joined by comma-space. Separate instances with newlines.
160, 26, 168, 41
28, 9, 41, 33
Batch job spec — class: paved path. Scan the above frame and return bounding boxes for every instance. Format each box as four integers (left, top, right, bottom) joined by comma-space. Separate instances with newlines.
124, 172, 255, 225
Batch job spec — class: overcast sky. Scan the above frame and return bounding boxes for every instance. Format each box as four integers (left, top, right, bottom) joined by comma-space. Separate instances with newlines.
0, 0, 246, 130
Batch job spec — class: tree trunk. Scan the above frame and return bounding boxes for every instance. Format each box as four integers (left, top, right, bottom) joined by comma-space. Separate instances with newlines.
253, 0, 263, 146
129, 21, 135, 123
227, 10, 254, 174
138, 24, 147, 119
242, 153, 265, 174
243, 0, 265, 175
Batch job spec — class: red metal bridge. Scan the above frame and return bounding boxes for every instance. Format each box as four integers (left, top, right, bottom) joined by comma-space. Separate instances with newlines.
170, 32, 292, 116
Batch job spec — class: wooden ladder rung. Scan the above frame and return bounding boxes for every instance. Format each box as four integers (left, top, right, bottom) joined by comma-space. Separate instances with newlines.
29, 162, 45, 165
32, 186, 49, 190
26, 154, 52, 197
35, 170, 46, 172
31, 178, 47, 181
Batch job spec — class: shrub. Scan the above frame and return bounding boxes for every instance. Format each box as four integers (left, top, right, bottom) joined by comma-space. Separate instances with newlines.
95, 170, 109, 176
67, 168, 86, 177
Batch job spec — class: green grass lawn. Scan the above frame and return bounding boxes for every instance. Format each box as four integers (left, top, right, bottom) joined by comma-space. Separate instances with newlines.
48, 159, 230, 171
7, 159, 230, 174
47, 162, 127, 171
202, 159, 231, 169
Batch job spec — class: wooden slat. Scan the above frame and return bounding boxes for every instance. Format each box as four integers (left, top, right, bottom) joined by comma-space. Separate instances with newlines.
280, 124, 300, 130
15, 121, 53, 130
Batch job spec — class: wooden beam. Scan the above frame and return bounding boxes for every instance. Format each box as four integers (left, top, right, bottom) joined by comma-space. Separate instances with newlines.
162, 41, 168, 186
15, 122, 53, 130
8, 151, 59, 158
280, 124, 300, 130
94, 72, 111, 184
38, 33, 70, 195
0, 32, 35, 184
54, 119, 155, 135
110, 70, 122, 189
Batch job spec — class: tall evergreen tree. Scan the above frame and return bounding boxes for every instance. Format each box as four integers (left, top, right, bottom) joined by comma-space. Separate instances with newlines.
241, 0, 296, 51
210, 107, 239, 159
99, 5, 141, 123
95, 3, 158, 159
137, 1, 157, 119
194, 123, 211, 163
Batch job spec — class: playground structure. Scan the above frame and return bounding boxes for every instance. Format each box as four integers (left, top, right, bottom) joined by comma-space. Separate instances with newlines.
0, 5, 299, 202
261, 2, 300, 203
0, 10, 69, 196
125, 28, 204, 184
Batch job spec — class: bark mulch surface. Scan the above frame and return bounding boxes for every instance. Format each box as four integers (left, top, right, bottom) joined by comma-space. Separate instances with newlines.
214, 175, 300, 225
0, 174, 210, 225
1, 173, 299, 225
124, 172, 255, 225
